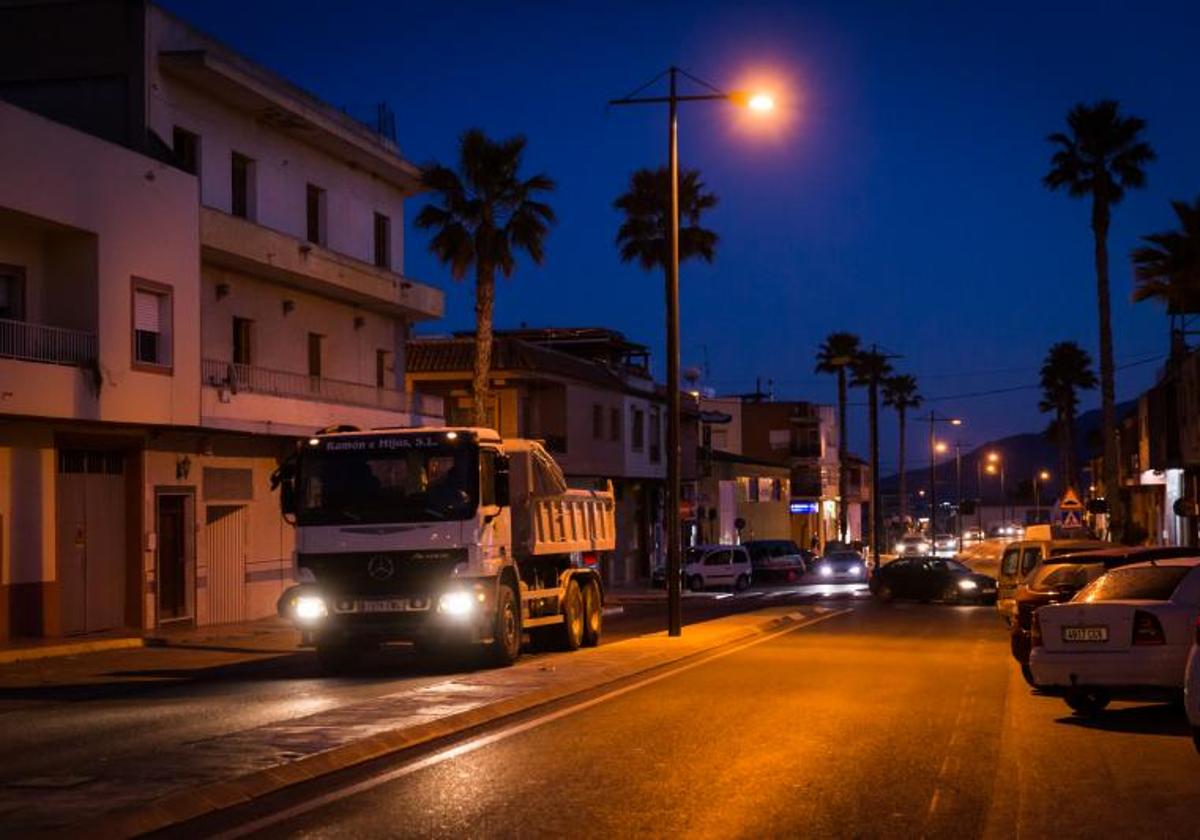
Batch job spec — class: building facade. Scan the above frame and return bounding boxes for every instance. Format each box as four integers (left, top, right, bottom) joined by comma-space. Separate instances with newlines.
0, 2, 443, 639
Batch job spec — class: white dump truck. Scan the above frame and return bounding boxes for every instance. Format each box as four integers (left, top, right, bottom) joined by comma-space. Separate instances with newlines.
273, 426, 615, 672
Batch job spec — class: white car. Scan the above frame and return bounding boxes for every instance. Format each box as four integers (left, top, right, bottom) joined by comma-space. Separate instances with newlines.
1186, 620, 1200, 753
812, 550, 868, 582
684, 545, 753, 592
894, 535, 930, 556
1030, 558, 1200, 716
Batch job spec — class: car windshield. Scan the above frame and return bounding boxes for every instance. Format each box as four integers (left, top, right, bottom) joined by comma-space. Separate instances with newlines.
827, 552, 861, 562
928, 559, 969, 574
297, 437, 478, 525
1077, 565, 1193, 603
1030, 563, 1097, 591
686, 548, 707, 564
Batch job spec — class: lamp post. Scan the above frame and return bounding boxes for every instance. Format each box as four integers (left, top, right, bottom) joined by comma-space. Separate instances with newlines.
610, 68, 773, 637
1034, 469, 1051, 523
986, 452, 1005, 525
925, 412, 963, 538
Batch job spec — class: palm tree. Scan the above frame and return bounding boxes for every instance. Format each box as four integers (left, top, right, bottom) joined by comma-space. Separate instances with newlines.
1132, 196, 1200, 345
852, 348, 894, 563
614, 167, 718, 269
415, 129, 555, 425
882, 374, 922, 527
1038, 341, 1097, 492
815, 333, 861, 541
1044, 99, 1155, 534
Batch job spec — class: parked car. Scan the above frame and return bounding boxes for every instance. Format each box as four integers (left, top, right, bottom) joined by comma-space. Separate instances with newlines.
894, 534, 931, 556
962, 526, 986, 544
870, 557, 997, 604
1030, 558, 1200, 716
683, 544, 753, 592
1185, 615, 1200, 753
996, 534, 1107, 625
1011, 546, 1199, 685
813, 550, 868, 581
743, 539, 810, 583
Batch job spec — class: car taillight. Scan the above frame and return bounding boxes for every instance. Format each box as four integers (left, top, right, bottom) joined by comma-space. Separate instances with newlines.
1132, 610, 1166, 646
1030, 611, 1043, 648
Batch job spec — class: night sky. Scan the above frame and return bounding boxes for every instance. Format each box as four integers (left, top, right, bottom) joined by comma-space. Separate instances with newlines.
162, 0, 1200, 470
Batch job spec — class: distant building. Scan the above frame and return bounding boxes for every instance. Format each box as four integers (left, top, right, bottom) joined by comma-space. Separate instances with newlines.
0, 2, 442, 640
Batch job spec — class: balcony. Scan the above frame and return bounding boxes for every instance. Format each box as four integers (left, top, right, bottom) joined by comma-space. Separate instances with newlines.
200, 207, 443, 322
203, 359, 439, 414
0, 318, 97, 367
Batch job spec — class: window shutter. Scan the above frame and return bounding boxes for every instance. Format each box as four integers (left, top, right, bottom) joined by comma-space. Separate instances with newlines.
135, 290, 160, 332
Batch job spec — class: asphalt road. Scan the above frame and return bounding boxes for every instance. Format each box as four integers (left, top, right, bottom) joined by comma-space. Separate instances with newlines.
229, 601, 1200, 840
0, 583, 859, 790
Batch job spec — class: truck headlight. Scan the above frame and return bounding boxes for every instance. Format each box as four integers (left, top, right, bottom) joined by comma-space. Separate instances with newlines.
957, 579, 978, 591
438, 591, 474, 616
295, 595, 327, 622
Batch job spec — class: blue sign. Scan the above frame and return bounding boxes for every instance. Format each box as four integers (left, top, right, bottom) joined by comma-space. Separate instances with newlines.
789, 501, 819, 515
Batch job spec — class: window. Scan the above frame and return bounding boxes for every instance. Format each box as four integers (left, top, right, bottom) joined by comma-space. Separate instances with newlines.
376, 349, 391, 388
172, 127, 199, 176
1001, 548, 1021, 577
0, 264, 26, 321
233, 317, 253, 366
704, 550, 732, 567
1079, 565, 1194, 602
610, 408, 620, 442
631, 407, 645, 451
1020, 548, 1042, 577
306, 184, 326, 245
649, 408, 662, 463
479, 449, 497, 508
373, 212, 391, 269
307, 333, 323, 378
231, 152, 254, 219
132, 279, 172, 370
592, 404, 603, 440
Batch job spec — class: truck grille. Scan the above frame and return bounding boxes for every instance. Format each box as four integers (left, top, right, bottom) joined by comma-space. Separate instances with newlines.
298, 549, 467, 598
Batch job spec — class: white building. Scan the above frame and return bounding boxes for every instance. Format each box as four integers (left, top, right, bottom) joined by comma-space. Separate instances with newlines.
0, 2, 443, 640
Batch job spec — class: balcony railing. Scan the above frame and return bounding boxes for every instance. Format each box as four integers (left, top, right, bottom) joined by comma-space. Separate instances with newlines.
202, 358, 439, 417
0, 318, 97, 366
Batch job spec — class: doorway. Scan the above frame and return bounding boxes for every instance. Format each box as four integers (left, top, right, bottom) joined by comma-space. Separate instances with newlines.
56, 449, 127, 635
156, 491, 195, 624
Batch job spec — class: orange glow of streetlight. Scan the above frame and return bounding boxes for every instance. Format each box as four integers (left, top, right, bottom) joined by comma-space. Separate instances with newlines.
934, 441, 949, 454
950, 418, 963, 426
1038, 470, 1051, 481
985, 463, 998, 475
987, 451, 1000, 464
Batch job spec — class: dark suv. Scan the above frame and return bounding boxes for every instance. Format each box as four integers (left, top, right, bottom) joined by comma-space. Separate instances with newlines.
1011, 545, 1198, 685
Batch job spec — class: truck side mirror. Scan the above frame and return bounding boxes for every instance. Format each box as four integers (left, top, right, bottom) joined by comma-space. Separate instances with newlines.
280, 479, 297, 517
495, 455, 510, 507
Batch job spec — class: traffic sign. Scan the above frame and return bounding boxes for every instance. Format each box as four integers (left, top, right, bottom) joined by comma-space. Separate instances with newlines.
1061, 510, 1083, 529
1058, 487, 1084, 510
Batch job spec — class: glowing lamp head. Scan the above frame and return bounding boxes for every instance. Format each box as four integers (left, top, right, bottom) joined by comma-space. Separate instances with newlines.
934, 441, 948, 454
950, 418, 963, 426
1039, 470, 1051, 481
747, 93, 775, 112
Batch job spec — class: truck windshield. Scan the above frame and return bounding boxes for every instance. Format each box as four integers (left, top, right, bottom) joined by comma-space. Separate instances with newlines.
297, 443, 478, 525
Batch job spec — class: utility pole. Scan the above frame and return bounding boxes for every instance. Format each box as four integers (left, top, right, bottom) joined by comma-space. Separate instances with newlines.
926, 411, 964, 541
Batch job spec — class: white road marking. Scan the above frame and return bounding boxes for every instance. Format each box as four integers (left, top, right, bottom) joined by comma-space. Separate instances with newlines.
212, 607, 854, 839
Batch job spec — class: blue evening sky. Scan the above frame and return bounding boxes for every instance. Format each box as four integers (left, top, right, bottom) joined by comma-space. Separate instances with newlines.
162, 0, 1200, 469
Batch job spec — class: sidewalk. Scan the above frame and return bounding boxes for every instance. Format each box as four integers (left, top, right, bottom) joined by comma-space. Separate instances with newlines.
0, 604, 843, 835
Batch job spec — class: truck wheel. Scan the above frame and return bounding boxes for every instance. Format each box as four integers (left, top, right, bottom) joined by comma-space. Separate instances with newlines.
582, 578, 602, 647
316, 642, 360, 675
488, 584, 522, 666
689, 575, 705, 592
556, 579, 585, 651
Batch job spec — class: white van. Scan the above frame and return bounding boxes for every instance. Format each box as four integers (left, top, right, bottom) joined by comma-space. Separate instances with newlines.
685, 545, 753, 592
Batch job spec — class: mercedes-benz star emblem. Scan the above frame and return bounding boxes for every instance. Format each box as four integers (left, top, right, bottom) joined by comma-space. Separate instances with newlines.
366, 555, 395, 581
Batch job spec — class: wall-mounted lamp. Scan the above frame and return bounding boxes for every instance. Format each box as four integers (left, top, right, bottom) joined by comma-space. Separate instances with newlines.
175, 455, 192, 480
282, 299, 295, 316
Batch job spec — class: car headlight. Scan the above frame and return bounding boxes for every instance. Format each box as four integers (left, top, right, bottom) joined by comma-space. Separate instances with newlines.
819, 564, 833, 577
917, 543, 930, 552
438, 591, 475, 616
894, 543, 905, 553
294, 595, 327, 622
957, 579, 978, 591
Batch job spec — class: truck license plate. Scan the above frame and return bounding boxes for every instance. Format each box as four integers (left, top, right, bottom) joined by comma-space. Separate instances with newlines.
1063, 626, 1108, 642
355, 598, 429, 613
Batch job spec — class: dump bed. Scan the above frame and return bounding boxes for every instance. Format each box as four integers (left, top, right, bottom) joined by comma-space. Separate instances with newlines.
503, 439, 616, 556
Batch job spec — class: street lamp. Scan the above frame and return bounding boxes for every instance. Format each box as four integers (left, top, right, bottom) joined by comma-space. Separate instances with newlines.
986, 455, 1006, 524
925, 412, 963, 538
1034, 469, 1051, 522
610, 67, 774, 638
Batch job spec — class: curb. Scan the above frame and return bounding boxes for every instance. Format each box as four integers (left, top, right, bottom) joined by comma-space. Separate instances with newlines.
0, 636, 145, 665
92, 608, 818, 838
